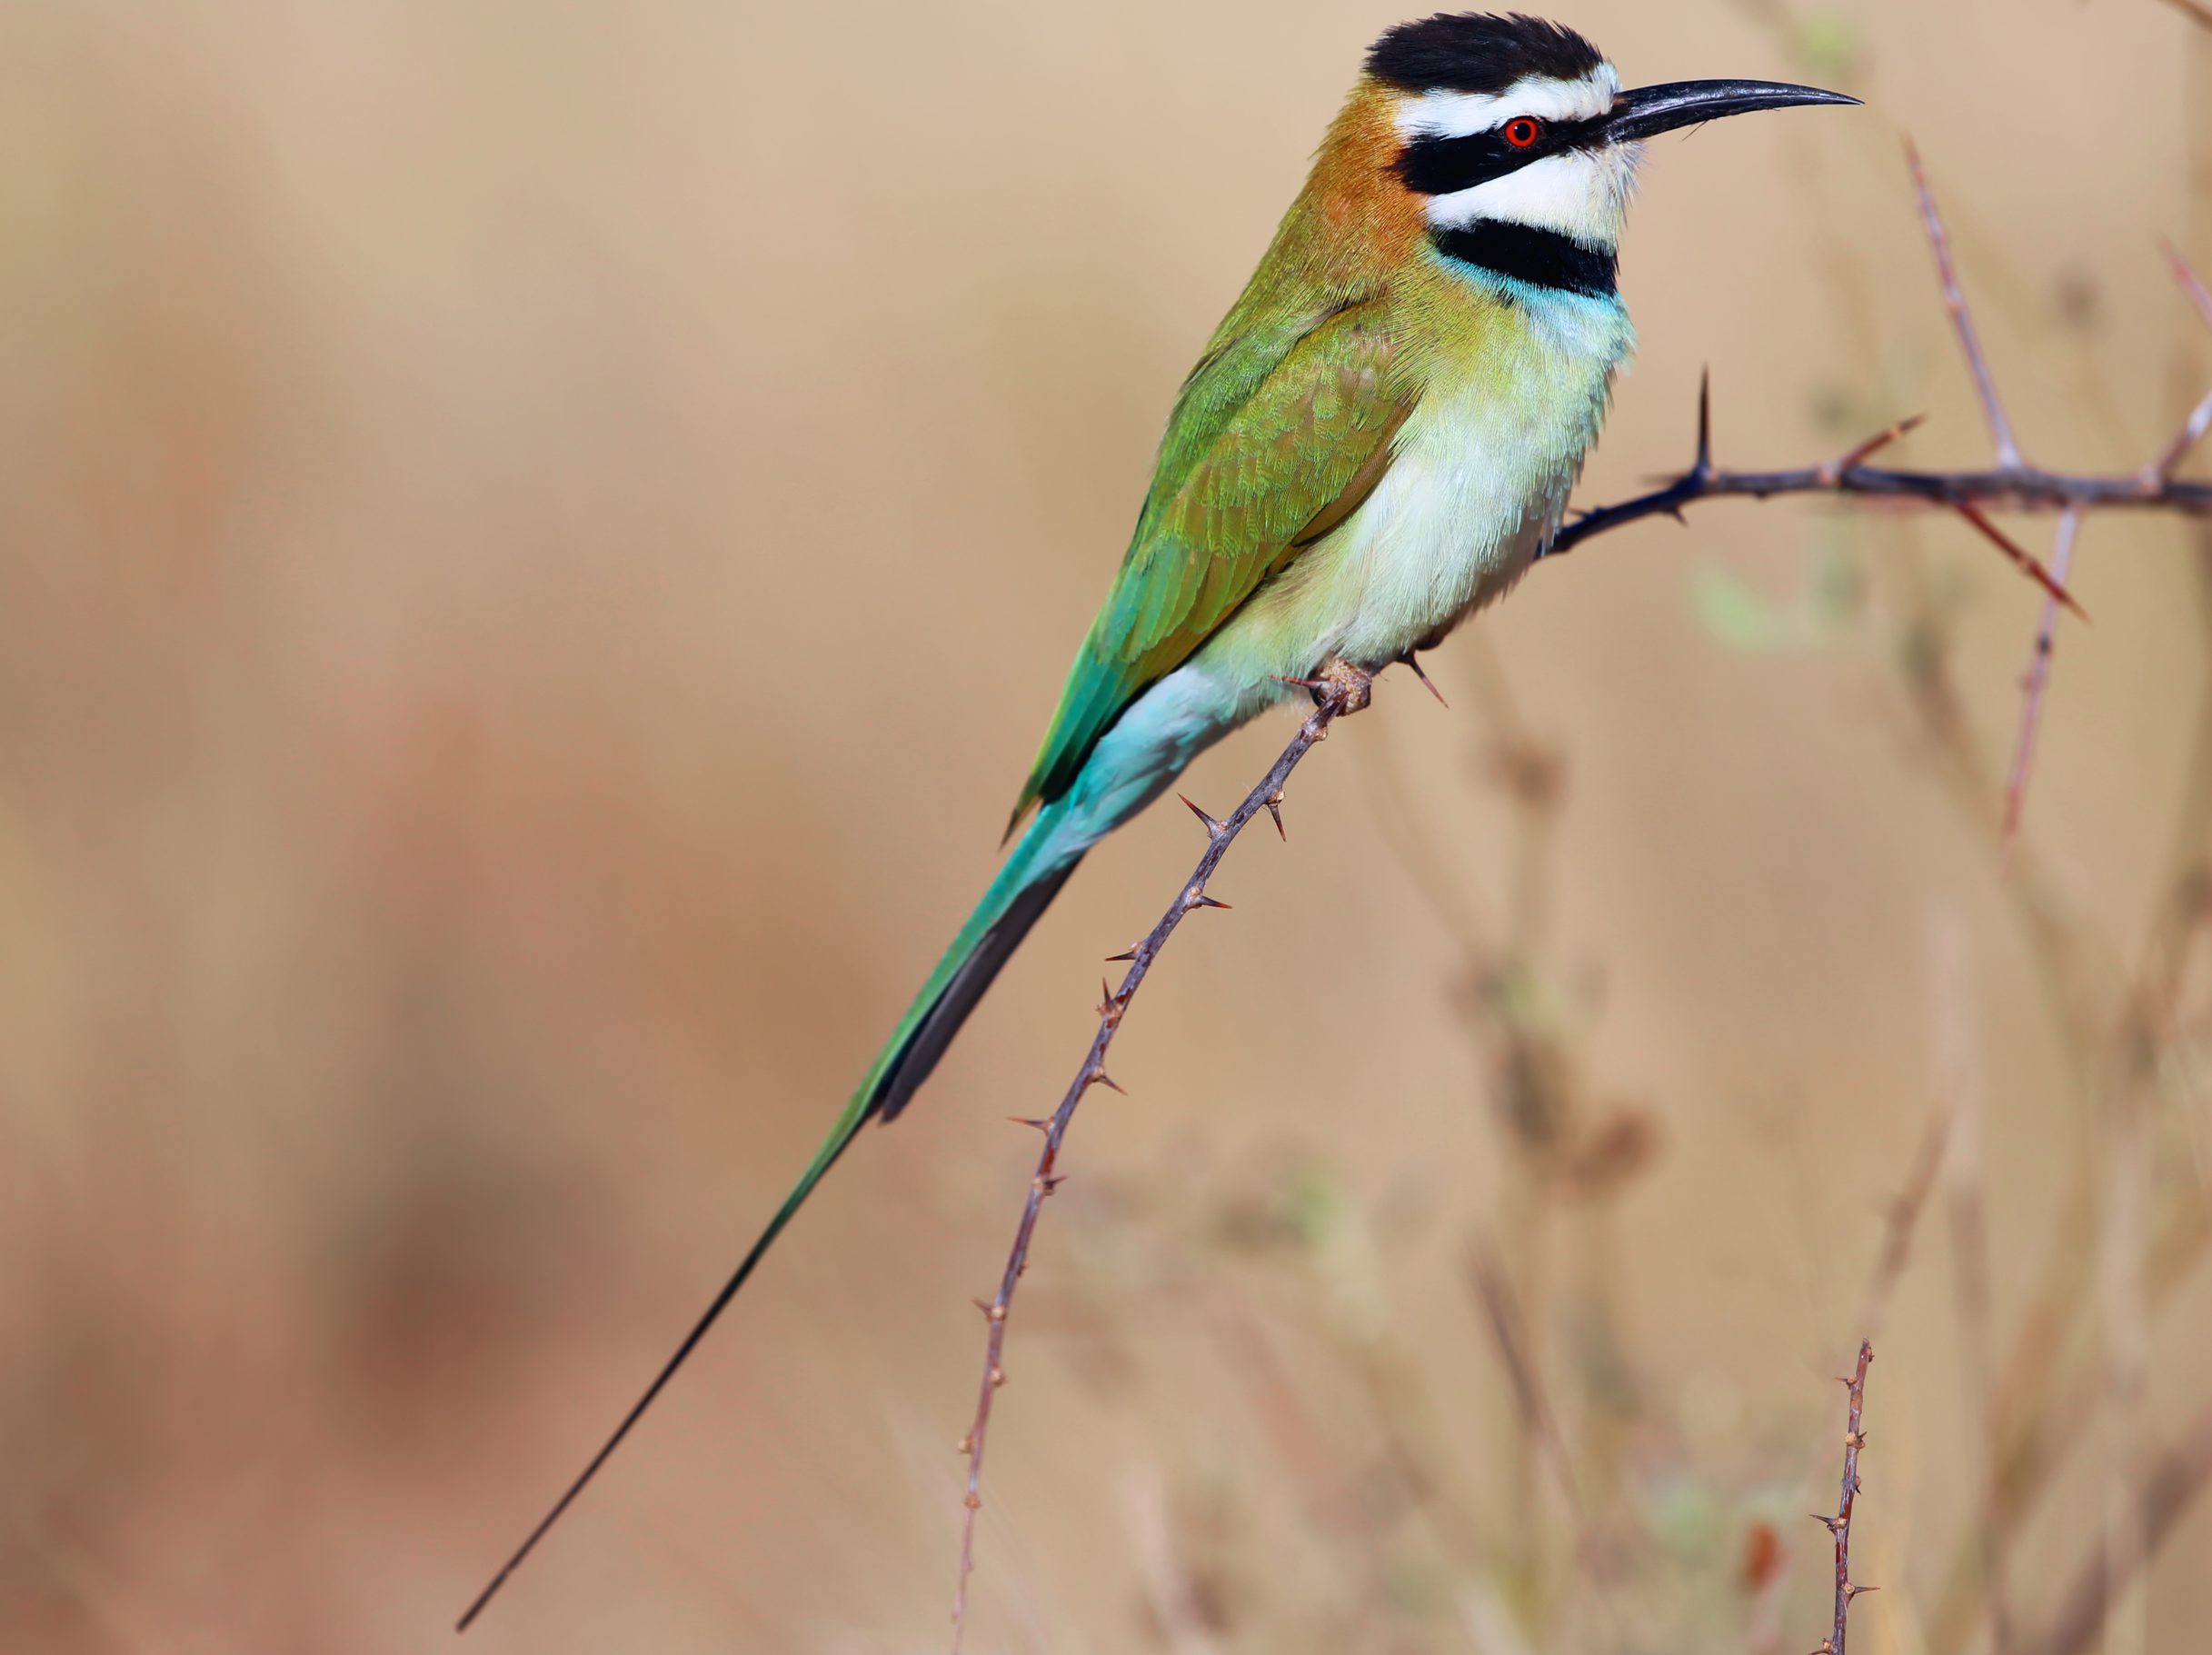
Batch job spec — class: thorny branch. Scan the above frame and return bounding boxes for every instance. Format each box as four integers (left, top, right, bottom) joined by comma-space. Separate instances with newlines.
947, 663, 1372, 1652
1542, 149, 2212, 833
1813, 1341, 1877, 1655
944, 138, 2212, 1653
1542, 418, 2212, 563
1549, 155, 2212, 553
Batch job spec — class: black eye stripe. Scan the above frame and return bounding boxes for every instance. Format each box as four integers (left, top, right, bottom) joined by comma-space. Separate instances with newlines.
1392, 114, 1611, 196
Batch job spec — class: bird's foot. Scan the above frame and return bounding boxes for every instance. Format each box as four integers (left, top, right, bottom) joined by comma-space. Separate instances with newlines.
1317, 656, 1374, 713
1275, 656, 1375, 713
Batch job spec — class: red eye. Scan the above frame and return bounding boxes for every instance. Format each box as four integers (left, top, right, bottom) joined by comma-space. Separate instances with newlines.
1504, 116, 1541, 148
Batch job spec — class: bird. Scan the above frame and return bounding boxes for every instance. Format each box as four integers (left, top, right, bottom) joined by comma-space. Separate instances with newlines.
459, 13, 1855, 1626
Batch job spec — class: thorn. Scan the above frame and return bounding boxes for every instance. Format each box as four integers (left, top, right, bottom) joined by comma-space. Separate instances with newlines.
1953, 503, 2089, 620
1088, 1070, 1126, 1095
1007, 1115, 1050, 1132
2163, 236, 2212, 333
1811, 1512, 1844, 1531
1177, 793, 1226, 838
1827, 413, 1928, 479
1098, 979, 1124, 1022
989, 1366, 1006, 1389
1845, 1582, 1879, 1600
1185, 891, 1232, 911
1695, 367, 1713, 474
1400, 651, 1450, 707
957, 1434, 973, 1455
1270, 673, 1328, 692
1033, 1172, 1065, 1194
972, 1298, 1006, 1322
1665, 503, 1689, 527
1264, 792, 1287, 840
1104, 943, 1140, 962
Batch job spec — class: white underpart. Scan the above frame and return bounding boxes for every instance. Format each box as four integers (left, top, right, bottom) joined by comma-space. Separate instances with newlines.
1315, 295, 1634, 668
1396, 65, 1643, 249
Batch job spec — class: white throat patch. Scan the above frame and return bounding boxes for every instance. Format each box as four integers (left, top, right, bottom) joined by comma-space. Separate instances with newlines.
1422, 147, 1642, 245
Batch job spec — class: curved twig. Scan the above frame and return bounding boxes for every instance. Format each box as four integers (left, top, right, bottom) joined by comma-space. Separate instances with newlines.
1812, 1341, 1877, 1655
948, 668, 1370, 1651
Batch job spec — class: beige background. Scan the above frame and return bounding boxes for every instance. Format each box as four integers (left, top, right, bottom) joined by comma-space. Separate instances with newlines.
5, 1, 2212, 1650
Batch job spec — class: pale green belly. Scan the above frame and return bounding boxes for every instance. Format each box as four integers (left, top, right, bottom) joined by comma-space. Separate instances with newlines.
1028, 293, 1629, 867
1208, 299, 1628, 681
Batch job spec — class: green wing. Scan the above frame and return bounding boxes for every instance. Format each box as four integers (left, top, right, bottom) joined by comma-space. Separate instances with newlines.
1009, 300, 1412, 827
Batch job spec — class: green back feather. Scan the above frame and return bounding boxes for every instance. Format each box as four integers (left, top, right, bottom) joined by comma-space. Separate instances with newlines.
1008, 293, 1415, 826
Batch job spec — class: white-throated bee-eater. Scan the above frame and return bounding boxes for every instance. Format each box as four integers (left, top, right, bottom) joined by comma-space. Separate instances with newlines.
460, 12, 1854, 1625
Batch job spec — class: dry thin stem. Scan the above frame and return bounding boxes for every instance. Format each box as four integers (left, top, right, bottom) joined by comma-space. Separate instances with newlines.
1466, 1242, 1586, 1535
1908, 219, 2212, 1637
1813, 1340, 1877, 1655
2153, 247, 2212, 491
2027, 1402, 2212, 1655
1853, 1096, 1958, 1341
2167, 243, 2212, 333
947, 668, 1368, 1652
1908, 139, 2024, 469
1932, 911, 2011, 1651
2147, 390, 2212, 484
2002, 510, 2083, 841
1749, 1100, 1955, 1655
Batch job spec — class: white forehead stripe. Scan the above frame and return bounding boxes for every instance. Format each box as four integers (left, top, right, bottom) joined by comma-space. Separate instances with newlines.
1394, 65, 1621, 139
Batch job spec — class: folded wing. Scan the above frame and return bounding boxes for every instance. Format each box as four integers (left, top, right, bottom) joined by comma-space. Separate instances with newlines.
1009, 301, 1414, 830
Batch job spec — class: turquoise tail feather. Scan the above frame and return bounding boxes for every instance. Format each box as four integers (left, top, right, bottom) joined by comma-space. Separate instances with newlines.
872, 808, 1083, 1122
453, 804, 1087, 1630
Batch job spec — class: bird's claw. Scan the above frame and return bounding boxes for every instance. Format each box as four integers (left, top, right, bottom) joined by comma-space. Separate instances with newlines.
1273, 657, 1374, 713
1314, 656, 1374, 713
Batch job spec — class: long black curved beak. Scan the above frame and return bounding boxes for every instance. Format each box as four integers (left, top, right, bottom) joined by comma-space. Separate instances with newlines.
1606, 78, 1859, 143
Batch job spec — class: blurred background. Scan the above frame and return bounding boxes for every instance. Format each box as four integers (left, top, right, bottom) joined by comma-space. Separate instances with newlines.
6, 0, 2212, 1650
